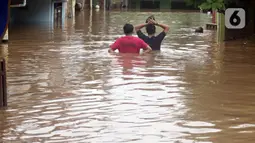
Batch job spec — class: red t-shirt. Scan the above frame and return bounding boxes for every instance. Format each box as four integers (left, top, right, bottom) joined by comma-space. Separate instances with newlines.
110, 36, 148, 53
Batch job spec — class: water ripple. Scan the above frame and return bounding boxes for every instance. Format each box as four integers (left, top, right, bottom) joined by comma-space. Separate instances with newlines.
1, 10, 255, 143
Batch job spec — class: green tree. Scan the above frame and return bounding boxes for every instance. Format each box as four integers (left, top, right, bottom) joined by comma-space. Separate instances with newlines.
185, 0, 235, 11
199, 0, 225, 10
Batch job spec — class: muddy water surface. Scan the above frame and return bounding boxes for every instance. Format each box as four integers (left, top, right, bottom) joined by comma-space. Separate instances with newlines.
1, 10, 255, 143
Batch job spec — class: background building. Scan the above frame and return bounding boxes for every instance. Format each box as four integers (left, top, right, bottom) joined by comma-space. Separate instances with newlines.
127, 0, 198, 10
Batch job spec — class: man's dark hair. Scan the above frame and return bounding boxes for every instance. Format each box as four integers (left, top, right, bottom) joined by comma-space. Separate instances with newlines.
146, 24, 156, 35
123, 23, 134, 35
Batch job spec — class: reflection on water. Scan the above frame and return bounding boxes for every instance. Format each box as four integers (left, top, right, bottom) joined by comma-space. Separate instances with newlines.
1, 10, 255, 143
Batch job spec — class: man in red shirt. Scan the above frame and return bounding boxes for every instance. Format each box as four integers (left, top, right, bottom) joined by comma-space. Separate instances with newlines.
108, 23, 152, 54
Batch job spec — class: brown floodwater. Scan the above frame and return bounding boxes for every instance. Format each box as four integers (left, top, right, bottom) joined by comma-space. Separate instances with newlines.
1, 9, 255, 143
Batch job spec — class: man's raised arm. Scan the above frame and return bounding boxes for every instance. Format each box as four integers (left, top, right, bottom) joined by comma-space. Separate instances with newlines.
134, 23, 148, 32
156, 22, 169, 33
149, 19, 170, 33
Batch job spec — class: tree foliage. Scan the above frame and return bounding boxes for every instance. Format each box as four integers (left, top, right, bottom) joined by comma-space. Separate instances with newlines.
199, 0, 225, 10
184, 0, 235, 11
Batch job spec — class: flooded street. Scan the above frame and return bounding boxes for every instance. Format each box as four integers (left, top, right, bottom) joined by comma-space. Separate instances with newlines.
1, 10, 255, 142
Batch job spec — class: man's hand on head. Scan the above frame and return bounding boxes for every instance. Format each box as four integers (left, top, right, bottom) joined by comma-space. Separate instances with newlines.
146, 15, 155, 23
148, 19, 158, 25
148, 19, 169, 33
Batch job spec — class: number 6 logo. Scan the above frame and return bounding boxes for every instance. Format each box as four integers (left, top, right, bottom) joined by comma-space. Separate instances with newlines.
225, 8, 246, 29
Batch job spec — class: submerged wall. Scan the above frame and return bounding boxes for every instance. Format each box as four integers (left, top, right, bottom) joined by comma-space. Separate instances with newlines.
128, 0, 201, 10
11, 0, 52, 24
10, 0, 68, 24
171, 0, 197, 10
129, 0, 171, 10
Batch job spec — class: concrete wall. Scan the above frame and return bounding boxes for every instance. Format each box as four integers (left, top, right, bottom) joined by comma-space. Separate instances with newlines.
127, 0, 137, 9
171, 0, 198, 10
161, 0, 171, 9
11, 0, 52, 24
10, 0, 68, 24
128, 0, 175, 10
129, 0, 201, 10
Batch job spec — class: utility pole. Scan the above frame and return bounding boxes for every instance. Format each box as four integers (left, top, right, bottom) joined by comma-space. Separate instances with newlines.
67, 0, 73, 18
104, 0, 106, 10
90, 0, 92, 9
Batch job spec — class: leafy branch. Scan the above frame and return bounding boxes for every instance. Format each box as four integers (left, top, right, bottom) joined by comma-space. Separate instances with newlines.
199, 0, 225, 11
185, 0, 235, 11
